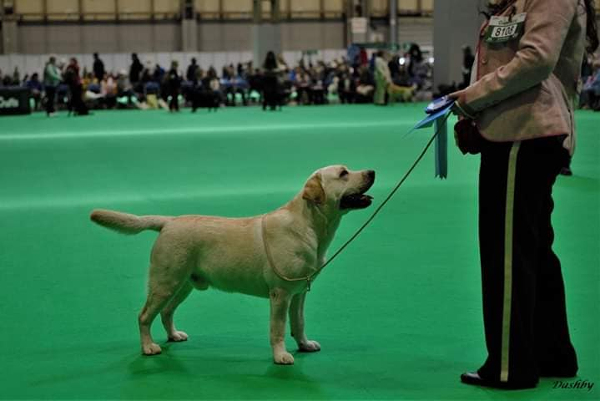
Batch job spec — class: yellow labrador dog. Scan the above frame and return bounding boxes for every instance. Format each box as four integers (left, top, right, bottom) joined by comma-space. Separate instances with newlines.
90, 165, 375, 364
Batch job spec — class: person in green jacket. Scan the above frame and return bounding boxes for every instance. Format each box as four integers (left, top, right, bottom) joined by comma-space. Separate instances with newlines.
43, 56, 62, 116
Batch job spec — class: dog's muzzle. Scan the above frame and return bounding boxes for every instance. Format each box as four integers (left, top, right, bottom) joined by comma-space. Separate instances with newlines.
340, 170, 375, 210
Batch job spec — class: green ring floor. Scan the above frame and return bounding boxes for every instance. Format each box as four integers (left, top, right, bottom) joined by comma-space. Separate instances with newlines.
0, 104, 598, 400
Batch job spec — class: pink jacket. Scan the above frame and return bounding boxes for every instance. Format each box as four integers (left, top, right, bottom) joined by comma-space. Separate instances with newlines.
460, 0, 587, 155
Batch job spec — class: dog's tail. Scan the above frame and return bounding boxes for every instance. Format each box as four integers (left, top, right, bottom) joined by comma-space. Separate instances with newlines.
90, 209, 172, 235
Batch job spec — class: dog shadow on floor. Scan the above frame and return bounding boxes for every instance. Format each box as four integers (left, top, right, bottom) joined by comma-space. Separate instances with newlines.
127, 343, 192, 377
123, 341, 328, 398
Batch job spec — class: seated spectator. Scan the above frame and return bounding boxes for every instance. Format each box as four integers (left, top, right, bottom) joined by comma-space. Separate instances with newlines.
580, 59, 600, 110
247, 68, 263, 102
82, 72, 100, 93
355, 66, 375, 103
224, 74, 249, 106
140, 61, 164, 108
196, 67, 205, 83
191, 69, 220, 112
337, 72, 356, 104
207, 67, 222, 96
141, 61, 154, 85
2, 70, 14, 86
25, 73, 43, 110
295, 69, 311, 104
277, 54, 288, 72
309, 76, 326, 105
222, 64, 235, 80
393, 63, 412, 87
101, 73, 118, 109
82, 72, 104, 109
116, 70, 136, 107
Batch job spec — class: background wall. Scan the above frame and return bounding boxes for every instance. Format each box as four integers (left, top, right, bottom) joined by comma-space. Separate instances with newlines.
13, 19, 431, 54
196, 21, 347, 53
10, 0, 435, 21
433, 0, 482, 88
18, 23, 181, 54
1, 0, 436, 77
3, 0, 437, 55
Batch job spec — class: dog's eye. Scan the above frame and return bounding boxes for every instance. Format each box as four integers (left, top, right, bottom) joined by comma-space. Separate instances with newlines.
339, 170, 348, 178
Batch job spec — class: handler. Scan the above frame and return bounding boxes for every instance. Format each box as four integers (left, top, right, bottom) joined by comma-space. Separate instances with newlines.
450, 0, 598, 390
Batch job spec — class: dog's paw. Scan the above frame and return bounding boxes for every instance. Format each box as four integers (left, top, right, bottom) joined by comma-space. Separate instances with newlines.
168, 331, 188, 342
142, 343, 162, 356
299, 340, 321, 353
274, 351, 295, 365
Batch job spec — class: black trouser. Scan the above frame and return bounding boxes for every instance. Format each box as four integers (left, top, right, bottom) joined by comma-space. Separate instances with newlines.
477, 136, 577, 385
45, 85, 56, 114
69, 84, 88, 115
169, 89, 179, 111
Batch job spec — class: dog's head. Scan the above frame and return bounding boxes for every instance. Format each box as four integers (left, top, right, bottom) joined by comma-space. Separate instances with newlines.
302, 165, 375, 214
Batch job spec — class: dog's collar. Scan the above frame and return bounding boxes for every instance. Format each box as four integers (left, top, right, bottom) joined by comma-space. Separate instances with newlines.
261, 214, 321, 291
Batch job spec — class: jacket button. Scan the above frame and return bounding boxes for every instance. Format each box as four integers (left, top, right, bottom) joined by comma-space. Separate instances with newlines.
481, 58, 488, 65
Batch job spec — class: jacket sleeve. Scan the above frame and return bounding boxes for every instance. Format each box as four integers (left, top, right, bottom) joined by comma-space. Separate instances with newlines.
375, 58, 392, 84
462, 0, 578, 113
52, 66, 62, 81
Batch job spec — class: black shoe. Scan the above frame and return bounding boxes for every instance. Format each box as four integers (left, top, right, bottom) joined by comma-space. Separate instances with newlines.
460, 372, 538, 390
560, 167, 573, 176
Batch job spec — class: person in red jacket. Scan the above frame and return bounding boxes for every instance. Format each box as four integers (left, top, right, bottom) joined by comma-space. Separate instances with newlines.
65, 57, 88, 116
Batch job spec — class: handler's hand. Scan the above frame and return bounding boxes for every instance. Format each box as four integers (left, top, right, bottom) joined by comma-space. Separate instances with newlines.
448, 90, 465, 113
448, 90, 474, 119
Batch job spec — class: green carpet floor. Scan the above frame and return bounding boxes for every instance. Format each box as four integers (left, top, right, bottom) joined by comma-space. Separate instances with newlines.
0, 104, 598, 400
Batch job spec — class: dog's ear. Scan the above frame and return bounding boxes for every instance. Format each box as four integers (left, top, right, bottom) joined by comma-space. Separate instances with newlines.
302, 174, 325, 205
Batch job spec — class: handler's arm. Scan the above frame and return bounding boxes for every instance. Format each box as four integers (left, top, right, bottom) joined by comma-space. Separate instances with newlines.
458, 0, 578, 114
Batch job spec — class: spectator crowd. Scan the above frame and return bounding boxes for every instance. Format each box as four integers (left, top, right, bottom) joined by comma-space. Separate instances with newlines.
0, 45, 436, 116
2, 45, 599, 116
579, 53, 600, 110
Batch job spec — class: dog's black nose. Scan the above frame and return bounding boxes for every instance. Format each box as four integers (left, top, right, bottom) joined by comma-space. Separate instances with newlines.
367, 170, 376, 181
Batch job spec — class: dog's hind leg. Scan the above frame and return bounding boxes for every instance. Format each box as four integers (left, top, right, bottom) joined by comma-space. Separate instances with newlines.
161, 281, 194, 342
289, 292, 321, 353
138, 264, 187, 356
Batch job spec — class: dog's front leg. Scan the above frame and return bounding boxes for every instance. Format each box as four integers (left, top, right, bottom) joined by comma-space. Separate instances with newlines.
289, 292, 321, 352
269, 288, 294, 365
